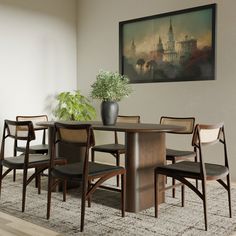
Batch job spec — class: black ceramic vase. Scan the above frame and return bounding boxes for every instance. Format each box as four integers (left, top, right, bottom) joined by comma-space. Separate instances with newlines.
101, 101, 119, 125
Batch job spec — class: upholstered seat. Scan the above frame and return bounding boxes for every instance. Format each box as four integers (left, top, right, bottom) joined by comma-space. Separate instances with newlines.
16, 144, 48, 154
52, 161, 124, 180
92, 144, 125, 153
2, 155, 50, 169
166, 149, 195, 161
156, 161, 229, 180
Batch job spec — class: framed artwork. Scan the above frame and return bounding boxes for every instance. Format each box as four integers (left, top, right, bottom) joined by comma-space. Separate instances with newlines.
119, 4, 216, 83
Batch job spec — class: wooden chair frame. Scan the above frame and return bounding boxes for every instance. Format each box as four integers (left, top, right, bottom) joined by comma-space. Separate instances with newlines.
0, 120, 50, 212
154, 123, 232, 231
91, 115, 140, 187
160, 116, 196, 197
47, 122, 126, 232
13, 115, 49, 184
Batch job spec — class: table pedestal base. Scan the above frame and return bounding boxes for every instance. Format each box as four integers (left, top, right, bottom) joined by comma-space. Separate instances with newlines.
125, 132, 165, 212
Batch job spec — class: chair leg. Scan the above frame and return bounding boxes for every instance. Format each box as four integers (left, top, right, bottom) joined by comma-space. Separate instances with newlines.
35, 168, 38, 188
37, 171, 41, 195
195, 155, 198, 189
87, 180, 91, 207
121, 172, 126, 217
202, 180, 208, 231
13, 169, 16, 182
172, 178, 176, 198
172, 159, 176, 198
80, 180, 87, 232
226, 174, 232, 218
22, 169, 28, 212
63, 180, 67, 202
154, 171, 159, 218
47, 174, 53, 219
181, 184, 185, 207
91, 150, 95, 162
0, 165, 3, 197
116, 154, 120, 187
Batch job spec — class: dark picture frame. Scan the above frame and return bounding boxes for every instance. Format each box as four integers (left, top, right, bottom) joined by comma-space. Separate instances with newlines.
119, 4, 216, 83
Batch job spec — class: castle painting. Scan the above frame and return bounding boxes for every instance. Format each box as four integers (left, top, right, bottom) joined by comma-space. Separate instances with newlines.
119, 4, 216, 83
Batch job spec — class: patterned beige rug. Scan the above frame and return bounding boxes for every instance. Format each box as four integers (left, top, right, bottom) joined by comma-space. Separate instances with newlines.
0, 173, 235, 236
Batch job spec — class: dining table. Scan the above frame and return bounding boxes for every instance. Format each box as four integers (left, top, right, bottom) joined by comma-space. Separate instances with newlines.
37, 120, 182, 213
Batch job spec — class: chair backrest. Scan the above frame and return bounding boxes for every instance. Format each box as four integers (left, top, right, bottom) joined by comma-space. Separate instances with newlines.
115, 115, 140, 143
16, 115, 48, 144
53, 122, 94, 165
192, 123, 229, 176
1, 120, 35, 160
160, 116, 195, 134
55, 123, 95, 147
117, 116, 141, 124
192, 123, 224, 147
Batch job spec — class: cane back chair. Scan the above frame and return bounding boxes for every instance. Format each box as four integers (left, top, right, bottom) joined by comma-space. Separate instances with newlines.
0, 120, 65, 212
160, 116, 196, 197
47, 123, 126, 232
13, 115, 49, 183
154, 123, 232, 231
91, 115, 140, 186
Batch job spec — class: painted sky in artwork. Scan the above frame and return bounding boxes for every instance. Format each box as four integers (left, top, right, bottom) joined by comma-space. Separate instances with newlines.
123, 8, 213, 56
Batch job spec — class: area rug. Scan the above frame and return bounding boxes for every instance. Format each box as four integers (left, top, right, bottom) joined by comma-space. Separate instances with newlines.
0, 173, 235, 236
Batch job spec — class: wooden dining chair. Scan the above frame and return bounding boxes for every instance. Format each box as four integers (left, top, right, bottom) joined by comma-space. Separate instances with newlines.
91, 115, 140, 186
47, 122, 126, 232
154, 123, 232, 231
160, 116, 196, 197
13, 115, 49, 183
0, 120, 65, 212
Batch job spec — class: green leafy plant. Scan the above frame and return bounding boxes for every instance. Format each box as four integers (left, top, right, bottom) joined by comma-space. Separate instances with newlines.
90, 70, 132, 101
54, 90, 96, 121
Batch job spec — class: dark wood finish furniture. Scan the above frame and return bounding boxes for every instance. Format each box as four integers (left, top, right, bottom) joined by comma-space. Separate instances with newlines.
160, 116, 196, 197
37, 121, 182, 213
0, 120, 65, 212
14, 115, 49, 183
91, 115, 140, 187
154, 123, 232, 231
15, 115, 49, 154
47, 123, 126, 232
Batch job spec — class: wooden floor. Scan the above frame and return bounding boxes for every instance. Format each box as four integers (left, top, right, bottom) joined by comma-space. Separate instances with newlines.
0, 211, 61, 236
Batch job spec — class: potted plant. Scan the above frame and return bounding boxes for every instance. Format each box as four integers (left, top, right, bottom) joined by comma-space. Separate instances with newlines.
90, 70, 132, 125
54, 90, 96, 121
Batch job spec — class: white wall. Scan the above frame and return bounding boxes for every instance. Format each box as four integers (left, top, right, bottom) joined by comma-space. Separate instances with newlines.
0, 0, 235, 181
0, 0, 77, 128
77, 0, 236, 181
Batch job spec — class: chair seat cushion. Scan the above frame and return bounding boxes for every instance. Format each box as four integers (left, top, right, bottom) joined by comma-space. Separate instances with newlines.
52, 162, 125, 180
166, 148, 195, 160
156, 161, 229, 180
92, 144, 126, 153
16, 144, 48, 154
2, 154, 50, 169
